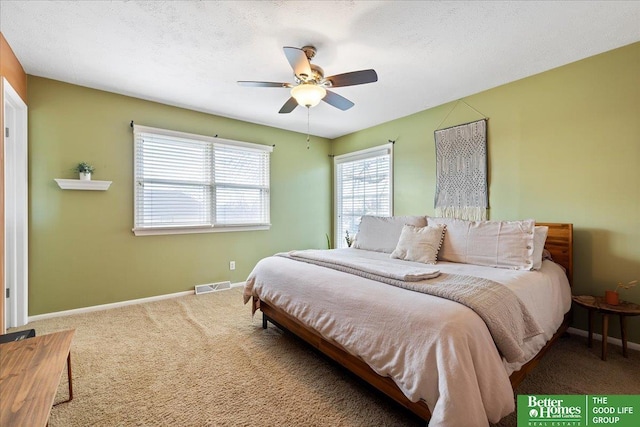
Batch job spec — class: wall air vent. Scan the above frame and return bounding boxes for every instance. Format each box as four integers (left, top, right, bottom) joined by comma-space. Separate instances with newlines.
195, 281, 232, 295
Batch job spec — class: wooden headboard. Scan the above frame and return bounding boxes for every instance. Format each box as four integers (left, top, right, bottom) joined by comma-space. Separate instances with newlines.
537, 222, 573, 286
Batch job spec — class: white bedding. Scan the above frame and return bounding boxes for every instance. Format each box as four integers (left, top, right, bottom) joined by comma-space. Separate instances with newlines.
244, 248, 571, 427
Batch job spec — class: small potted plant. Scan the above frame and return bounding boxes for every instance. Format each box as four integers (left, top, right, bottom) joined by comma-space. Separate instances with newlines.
345, 230, 354, 248
605, 279, 638, 305
74, 162, 95, 181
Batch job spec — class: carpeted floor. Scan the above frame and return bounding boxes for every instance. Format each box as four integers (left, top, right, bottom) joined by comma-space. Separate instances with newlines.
10, 287, 640, 427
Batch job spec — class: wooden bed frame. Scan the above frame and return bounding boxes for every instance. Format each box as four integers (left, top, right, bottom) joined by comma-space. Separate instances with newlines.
255, 222, 573, 421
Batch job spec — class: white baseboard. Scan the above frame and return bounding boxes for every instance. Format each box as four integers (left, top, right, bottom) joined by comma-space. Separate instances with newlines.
28, 282, 245, 323
568, 327, 640, 352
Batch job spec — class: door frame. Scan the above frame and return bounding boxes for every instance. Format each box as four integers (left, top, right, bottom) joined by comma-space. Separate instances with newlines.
3, 77, 28, 328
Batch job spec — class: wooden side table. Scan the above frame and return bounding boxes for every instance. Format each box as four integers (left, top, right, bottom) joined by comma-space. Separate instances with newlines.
572, 295, 640, 361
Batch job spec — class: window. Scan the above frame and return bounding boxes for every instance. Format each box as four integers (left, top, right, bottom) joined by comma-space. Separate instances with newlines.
133, 125, 272, 236
334, 144, 393, 248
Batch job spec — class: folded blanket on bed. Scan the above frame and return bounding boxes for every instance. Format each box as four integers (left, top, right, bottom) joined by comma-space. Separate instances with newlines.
285, 249, 441, 281
280, 249, 542, 363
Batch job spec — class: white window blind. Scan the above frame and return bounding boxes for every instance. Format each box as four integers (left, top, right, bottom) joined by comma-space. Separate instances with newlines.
334, 144, 393, 248
133, 125, 272, 236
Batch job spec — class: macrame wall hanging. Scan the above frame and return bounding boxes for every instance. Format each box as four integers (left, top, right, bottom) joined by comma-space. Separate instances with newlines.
434, 103, 488, 220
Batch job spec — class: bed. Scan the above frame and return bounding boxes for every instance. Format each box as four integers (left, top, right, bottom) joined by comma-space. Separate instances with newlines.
244, 218, 573, 427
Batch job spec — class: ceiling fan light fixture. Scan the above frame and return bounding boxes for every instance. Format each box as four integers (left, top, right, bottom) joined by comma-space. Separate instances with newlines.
291, 84, 326, 108
240, 46, 377, 114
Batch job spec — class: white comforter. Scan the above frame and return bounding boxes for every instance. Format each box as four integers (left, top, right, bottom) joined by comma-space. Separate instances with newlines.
244, 249, 571, 427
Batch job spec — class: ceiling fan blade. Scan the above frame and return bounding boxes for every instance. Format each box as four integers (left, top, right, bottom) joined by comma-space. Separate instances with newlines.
237, 81, 292, 88
325, 69, 378, 87
278, 97, 299, 114
322, 90, 354, 111
283, 47, 312, 80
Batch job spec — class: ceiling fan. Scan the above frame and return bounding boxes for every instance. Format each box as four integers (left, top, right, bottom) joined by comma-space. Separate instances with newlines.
238, 46, 378, 113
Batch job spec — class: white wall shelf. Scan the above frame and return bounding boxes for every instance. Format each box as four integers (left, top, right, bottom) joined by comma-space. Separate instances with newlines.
54, 179, 112, 191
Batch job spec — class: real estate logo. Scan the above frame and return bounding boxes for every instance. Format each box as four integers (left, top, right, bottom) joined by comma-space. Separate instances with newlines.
521, 395, 583, 425
518, 395, 640, 427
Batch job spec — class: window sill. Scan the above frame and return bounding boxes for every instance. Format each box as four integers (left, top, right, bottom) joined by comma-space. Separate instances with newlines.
132, 224, 271, 236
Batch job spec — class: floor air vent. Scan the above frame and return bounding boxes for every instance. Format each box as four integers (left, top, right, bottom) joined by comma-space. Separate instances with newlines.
195, 281, 232, 295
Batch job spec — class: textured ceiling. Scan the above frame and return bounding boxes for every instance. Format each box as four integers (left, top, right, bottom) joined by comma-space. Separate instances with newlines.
1, 1, 639, 139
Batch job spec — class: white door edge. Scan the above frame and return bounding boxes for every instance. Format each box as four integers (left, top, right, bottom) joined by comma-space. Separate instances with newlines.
3, 77, 28, 328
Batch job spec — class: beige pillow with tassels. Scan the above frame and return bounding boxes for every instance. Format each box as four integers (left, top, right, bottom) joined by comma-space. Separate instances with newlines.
390, 224, 447, 264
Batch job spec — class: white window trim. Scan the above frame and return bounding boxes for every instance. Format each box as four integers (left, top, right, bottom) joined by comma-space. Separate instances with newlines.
333, 143, 394, 247
133, 224, 270, 237
132, 125, 273, 236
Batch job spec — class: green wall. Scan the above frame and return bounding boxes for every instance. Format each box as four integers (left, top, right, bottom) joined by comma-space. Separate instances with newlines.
333, 42, 640, 342
28, 77, 332, 315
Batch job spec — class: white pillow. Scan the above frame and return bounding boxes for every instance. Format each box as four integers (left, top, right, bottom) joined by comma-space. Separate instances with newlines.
353, 215, 428, 253
531, 226, 549, 270
427, 217, 536, 270
390, 224, 446, 264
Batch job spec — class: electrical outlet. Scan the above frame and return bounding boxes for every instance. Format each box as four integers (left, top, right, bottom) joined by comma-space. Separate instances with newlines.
229, 261, 236, 271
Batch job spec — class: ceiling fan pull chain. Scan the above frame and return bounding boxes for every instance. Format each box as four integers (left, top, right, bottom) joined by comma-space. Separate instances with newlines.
306, 106, 311, 149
